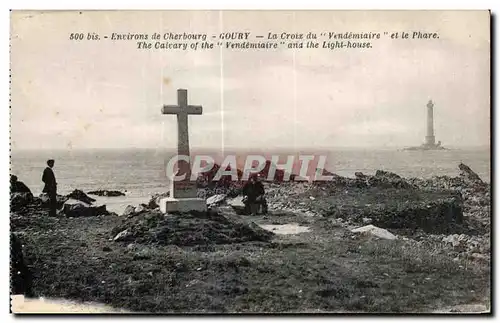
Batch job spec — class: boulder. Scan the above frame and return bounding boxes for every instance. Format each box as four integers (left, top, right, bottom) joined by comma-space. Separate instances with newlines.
135, 205, 146, 213
10, 192, 33, 211
227, 196, 246, 214
442, 234, 463, 247
66, 189, 96, 205
375, 170, 402, 180
351, 225, 397, 240
113, 229, 133, 242
10, 175, 32, 194
63, 199, 108, 217
37, 193, 69, 209
148, 192, 169, 209
470, 253, 488, 261
206, 194, 227, 208
459, 163, 485, 185
88, 190, 126, 197
122, 205, 136, 217
122, 204, 148, 218
354, 172, 367, 179
368, 170, 413, 189
362, 217, 373, 224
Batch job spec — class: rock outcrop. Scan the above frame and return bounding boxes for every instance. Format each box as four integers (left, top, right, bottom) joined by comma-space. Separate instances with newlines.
10, 176, 34, 212
407, 163, 490, 235
37, 194, 69, 210
147, 192, 170, 209
322, 188, 463, 233
459, 162, 486, 186
206, 194, 227, 208
62, 199, 109, 218
122, 205, 136, 217
66, 190, 96, 205
88, 190, 126, 197
265, 167, 489, 234
10, 175, 32, 194
11, 193, 34, 212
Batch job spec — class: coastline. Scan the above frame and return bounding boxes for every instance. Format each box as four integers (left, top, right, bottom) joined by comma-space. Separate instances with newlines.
10, 163, 491, 313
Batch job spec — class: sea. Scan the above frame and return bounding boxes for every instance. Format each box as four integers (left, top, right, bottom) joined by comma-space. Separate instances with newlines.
10, 148, 491, 214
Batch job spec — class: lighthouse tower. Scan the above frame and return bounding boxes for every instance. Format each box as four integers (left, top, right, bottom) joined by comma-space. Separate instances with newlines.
425, 99, 436, 147
403, 99, 445, 150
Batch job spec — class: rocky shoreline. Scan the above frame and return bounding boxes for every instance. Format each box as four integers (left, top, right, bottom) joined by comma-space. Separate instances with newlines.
9, 163, 491, 313
262, 163, 490, 261
11, 162, 491, 260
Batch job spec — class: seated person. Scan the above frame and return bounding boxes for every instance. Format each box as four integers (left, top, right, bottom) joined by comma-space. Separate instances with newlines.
242, 174, 268, 215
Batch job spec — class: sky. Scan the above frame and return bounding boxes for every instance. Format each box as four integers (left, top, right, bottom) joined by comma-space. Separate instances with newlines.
10, 10, 490, 150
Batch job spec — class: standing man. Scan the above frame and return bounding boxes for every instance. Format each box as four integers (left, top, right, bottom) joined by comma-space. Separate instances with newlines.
42, 159, 57, 216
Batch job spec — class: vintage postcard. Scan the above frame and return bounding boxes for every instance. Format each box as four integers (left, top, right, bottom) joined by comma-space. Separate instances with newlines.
10, 10, 491, 314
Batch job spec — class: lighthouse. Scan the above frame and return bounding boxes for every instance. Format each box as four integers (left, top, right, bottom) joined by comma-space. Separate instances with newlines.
403, 99, 445, 150
425, 99, 435, 146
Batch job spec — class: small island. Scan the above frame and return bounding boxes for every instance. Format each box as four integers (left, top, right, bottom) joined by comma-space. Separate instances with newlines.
404, 100, 447, 151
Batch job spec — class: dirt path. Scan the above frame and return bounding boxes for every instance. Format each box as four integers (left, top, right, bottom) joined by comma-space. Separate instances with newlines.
260, 223, 310, 235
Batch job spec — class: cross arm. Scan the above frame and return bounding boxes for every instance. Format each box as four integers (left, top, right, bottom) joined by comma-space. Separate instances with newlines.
162, 105, 203, 115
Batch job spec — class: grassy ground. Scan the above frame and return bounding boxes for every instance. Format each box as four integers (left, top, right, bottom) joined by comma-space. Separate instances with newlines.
14, 206, 490, 313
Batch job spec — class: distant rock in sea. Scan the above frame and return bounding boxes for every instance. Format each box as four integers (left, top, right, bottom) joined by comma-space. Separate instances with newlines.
88, 190, 126, 197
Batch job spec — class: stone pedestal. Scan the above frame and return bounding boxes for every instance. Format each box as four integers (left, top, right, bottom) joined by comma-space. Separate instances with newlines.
159, 179, 207, 214
159, 197, 207, 213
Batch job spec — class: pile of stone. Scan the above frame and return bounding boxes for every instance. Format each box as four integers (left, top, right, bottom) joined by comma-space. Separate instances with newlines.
304, 169, 416, 190
409, 163, 490, 233
407, 232, 490, 261
111, 209, 274, 246
409, 163, 489, 196
270, 164, 489, 236
268, 184, 463, 234
335, 193, 463, 233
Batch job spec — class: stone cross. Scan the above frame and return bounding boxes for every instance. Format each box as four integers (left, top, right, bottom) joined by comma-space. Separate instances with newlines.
162, 89, 202, 199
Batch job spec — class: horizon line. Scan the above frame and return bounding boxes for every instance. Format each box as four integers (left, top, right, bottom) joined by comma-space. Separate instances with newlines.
10, 145, 491, 152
